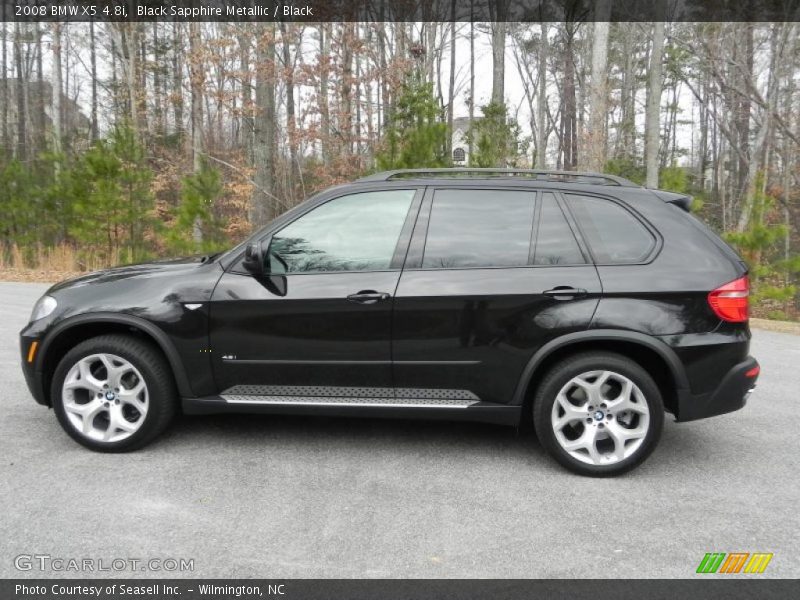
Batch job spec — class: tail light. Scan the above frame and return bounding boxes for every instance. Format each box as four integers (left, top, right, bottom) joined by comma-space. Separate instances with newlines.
708, 276, 749, 322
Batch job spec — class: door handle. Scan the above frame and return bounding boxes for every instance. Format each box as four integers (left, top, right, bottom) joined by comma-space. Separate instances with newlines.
543, 286, 588, 300
347, 290, 391, 304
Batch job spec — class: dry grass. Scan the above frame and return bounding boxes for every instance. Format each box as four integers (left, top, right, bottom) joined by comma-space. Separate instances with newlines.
0, 243, 114, 284
0, 243, 121, 272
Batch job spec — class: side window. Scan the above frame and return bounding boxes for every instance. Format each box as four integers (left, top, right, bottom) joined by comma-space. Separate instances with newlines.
533, 193, 585, 265
565, 194, 656, 263
270, 190, 415, 273
422, 189, 535, 269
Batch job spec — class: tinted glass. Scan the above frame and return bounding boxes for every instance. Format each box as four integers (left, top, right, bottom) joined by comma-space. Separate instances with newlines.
270, 190, 415, 272
422, 189, 535, 268
566, 194, 655, 263
533, 193, 585, 265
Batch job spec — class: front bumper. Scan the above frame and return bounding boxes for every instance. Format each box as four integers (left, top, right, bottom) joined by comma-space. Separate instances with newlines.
676, 355, 759, 422
20, 335, 48, 406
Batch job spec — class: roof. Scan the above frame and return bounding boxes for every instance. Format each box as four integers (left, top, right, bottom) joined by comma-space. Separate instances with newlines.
357, 168, 639, 187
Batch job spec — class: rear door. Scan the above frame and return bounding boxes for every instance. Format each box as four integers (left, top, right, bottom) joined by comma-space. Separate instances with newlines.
391, 188, 601, 405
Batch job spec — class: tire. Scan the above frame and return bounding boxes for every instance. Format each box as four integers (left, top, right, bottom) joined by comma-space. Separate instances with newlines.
532, 352, 664, 477
51, 334, 177, 452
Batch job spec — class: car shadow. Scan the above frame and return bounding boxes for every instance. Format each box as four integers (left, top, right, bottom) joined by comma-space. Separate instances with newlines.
156, 411, 551, 465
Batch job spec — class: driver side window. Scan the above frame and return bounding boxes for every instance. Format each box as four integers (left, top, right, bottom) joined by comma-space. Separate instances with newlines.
269, 190, 415, 273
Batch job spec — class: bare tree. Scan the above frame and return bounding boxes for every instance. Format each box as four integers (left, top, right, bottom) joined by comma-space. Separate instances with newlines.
586, 1, 611, 171
51, 23, 63, 167
251, 23, 276, 226
645, 19, 665, 188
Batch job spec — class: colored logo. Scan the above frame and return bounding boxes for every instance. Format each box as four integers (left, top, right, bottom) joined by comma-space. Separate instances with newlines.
696, 552, 773, 574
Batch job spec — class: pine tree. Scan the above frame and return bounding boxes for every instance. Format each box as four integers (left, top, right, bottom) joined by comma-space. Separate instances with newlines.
377, 74, 449, 170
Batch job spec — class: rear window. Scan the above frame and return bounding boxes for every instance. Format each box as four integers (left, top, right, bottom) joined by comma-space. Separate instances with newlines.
422, 189, 535, 268
565, 194, 655, 263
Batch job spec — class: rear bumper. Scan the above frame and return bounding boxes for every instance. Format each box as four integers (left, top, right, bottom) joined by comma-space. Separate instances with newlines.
676, 355, 759, 422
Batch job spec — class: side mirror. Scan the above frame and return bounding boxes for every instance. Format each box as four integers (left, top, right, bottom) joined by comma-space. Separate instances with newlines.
242, 242, 264, 275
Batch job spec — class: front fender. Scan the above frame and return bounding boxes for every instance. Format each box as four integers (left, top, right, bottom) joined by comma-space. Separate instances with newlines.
35, 312, 199, 400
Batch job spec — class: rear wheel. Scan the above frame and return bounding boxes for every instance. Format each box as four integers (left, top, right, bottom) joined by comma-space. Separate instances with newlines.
533, 352, 664, 476
51, 334, 177, 452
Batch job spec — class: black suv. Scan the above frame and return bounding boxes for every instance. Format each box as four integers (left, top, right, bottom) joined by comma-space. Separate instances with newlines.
20, 168, 759, 475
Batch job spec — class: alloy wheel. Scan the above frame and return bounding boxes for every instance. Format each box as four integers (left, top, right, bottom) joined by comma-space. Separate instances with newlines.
550, 369, 650, 465
61, 353, 149, 443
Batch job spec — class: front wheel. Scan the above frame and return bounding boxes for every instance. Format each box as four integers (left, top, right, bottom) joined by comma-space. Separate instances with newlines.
51, 334, 177, 452
533, 352, 664, 476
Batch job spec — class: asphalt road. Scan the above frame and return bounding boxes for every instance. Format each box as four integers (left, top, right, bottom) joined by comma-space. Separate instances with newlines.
1, 281, 798, 579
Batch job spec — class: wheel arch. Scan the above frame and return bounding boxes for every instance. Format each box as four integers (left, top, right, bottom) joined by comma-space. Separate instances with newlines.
513, 330, 690, 422
37, 313, 193, 406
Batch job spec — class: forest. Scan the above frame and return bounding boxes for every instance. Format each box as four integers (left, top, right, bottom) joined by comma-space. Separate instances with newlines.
0, 17, 798, 319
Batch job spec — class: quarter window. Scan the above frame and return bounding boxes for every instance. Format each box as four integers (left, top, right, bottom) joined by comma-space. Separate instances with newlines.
422, 189, 535, 269
565, 194, 655, 263
269, 190, 415, 273
533, 193, 585, 265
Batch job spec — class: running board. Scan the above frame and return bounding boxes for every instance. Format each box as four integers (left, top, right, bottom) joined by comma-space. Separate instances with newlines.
221, 395, 478, 408
183, 392, 521, 426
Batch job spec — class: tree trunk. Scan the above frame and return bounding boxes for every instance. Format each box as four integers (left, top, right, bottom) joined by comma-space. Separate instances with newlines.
340, 23, 355, 158
90, 21, 98, 141
237, 26, 253, 161
281, 21, 299, 189
152, 22, 163, 139
318, 23, 331, 165
490, 5, 507, 105
468, 17, 475, 161
645, 19, 665, 188
561, 23, 578, 170
188, 22, 204, 243
536, 23, 548, 169
1, 17, 7, 151
446, 2, 456, 158
587, 4, 611, 172
172, 24, 183, 139
251, 23, 276, 226
14, 22, 27, 160
124, 24, 141, 137
51, 23, 62, 167
736, 23, 783, 233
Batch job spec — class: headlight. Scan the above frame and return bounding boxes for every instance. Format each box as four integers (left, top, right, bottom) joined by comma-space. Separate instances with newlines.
30, 295, 58, 322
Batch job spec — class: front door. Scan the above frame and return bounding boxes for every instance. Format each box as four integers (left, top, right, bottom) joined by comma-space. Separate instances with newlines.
210, 188, 421, 399
392, 188, 601, 405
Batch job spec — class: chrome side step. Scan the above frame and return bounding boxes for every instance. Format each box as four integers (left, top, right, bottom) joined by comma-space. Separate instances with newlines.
221, 395, 478, 409
220, 385, 480, 408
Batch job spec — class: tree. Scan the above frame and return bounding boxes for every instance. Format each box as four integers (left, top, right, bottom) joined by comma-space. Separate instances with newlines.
51, 23, 63, 169
250, 23, 276, 226
169, 159, 226, 254
377, 75, 449, 170
70, 125, 154, 263
586, 1, 611, 172
645, 19, 666, 188
466, 102, 523, 168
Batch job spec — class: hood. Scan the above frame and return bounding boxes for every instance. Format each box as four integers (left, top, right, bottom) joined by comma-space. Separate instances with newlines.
48, 255, 213, 294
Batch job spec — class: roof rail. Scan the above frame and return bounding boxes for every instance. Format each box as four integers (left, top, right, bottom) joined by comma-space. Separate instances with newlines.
357, 168, 639, 187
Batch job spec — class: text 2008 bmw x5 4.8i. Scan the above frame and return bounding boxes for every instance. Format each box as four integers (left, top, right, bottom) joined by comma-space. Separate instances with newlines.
20, 169, 759, 476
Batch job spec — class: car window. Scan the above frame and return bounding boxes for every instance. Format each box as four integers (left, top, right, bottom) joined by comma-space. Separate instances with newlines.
565, 194, 655, 263
422, 189, 535, 269
269, 190, 415, 273
533, 193, 585, 265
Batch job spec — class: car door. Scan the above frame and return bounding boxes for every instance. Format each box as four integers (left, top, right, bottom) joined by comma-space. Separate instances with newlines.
209, 188, 422, 398
391, 188, 601, 405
